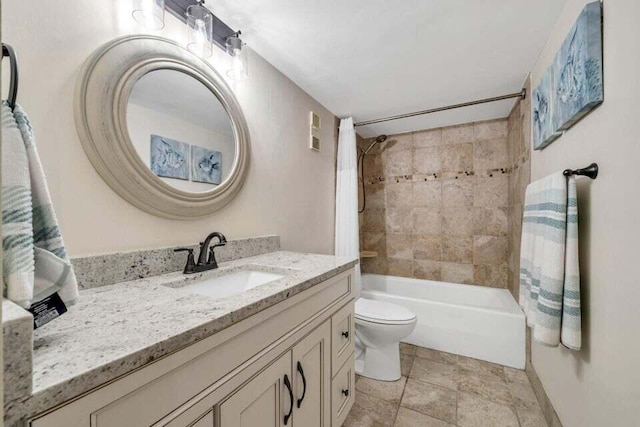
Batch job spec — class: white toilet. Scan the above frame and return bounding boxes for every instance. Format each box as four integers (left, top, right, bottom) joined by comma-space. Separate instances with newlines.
354, 298, 417, 381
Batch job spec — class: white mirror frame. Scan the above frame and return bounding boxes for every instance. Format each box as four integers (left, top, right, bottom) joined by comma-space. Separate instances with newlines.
75, 35, 250, 219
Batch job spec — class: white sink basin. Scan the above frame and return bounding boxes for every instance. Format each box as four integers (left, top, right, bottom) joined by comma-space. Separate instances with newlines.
180, 270, 285, 299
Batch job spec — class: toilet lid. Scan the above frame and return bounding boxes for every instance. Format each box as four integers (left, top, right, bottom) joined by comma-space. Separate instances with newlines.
355, 299, 416, 324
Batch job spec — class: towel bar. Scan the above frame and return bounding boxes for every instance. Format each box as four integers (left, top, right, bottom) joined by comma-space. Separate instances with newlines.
563, 163, 598, 179
1, 43, 18, 110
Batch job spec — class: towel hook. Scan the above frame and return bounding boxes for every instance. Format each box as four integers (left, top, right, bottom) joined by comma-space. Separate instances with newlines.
1, 43, 18, 110
563, 163, 598, 180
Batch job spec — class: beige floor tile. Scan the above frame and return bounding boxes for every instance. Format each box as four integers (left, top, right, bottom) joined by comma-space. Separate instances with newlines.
357, 375, 407, 405
457, 355, 505, 379
400, 379, 457, 423
457, 392, 519, 427
508, 380, 540, 408
401, 353, 415, 377
457, 368, 513, 406
503, 366, 529, 384
414, 347, 458, 365
343, 391, 399, 427
514, 403, 549, 427
409, 357, 458, 390
346, 343, 548, 427
393, 407, 454, 427
400, 342, 417, 356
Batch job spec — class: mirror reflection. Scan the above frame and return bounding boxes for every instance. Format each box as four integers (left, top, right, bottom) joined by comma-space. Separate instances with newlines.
127, 69, 236, 193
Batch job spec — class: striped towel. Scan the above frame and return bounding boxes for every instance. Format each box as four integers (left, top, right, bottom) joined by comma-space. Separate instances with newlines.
2, 102, 78, 309
519, 172, 581, 350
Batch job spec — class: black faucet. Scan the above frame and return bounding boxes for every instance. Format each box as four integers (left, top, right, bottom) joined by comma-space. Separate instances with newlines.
174, 232, 227, 274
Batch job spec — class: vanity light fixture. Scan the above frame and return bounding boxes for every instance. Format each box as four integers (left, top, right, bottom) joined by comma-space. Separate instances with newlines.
132, 0, 165, 29
226, 32, 248, 81
186, 0, 213, 58
162, 0, 244, 65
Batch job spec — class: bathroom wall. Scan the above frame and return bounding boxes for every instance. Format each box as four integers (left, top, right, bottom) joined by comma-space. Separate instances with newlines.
1, 2, 338, 256
527, 0, 640, 426
358, 119, 512, 287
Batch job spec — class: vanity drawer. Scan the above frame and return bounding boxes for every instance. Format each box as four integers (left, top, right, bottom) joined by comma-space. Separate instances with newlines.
331, 353, 355, 427
331, 301, 355, 377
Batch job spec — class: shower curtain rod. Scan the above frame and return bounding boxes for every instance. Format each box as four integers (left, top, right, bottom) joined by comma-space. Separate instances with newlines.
354, 88, 527, 127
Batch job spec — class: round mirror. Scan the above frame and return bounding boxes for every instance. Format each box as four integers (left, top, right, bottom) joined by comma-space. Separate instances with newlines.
127, 70, 236, 192
75, 35, 250, 219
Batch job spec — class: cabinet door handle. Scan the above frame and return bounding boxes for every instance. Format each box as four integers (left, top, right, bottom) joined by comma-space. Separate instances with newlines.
342, 388, 349, 397
341, 331, 349, 339
284, 374, 293, 425
296, 361, 307, 408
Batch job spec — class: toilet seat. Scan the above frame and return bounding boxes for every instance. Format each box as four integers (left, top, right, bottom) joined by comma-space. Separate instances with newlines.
355, 299, 416, 325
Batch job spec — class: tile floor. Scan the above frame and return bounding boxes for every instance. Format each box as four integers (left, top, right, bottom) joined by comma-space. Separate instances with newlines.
344, 343, 547, 427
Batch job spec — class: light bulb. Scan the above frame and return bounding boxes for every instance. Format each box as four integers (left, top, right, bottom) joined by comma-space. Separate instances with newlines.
192, 19, 207, 56
228, 51, 245, 80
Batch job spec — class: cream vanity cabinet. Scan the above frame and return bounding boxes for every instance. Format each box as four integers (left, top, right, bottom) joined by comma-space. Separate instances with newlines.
30, 269, 355, 427
219, 322, 331, 427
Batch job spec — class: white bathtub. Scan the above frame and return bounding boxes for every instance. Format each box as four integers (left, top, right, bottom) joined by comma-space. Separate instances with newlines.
361, 274, 526, 369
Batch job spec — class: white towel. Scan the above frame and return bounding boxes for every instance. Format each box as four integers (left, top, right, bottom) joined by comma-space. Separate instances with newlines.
519, 172, 581, 350
1, 102, 78, 309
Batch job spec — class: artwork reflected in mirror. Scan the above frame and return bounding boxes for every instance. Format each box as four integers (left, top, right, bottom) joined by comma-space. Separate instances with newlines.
150, 135, 189, 180
127, 69, 236, 192
192, 146, 222, 184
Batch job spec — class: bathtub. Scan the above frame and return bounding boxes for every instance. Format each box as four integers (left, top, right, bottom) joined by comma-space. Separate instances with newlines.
361, 274, 526, 369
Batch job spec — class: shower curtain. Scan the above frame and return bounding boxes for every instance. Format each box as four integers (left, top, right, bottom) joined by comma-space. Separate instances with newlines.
334, 117, 361, 297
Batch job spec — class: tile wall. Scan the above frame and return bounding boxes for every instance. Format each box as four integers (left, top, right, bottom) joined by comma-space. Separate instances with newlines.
358, 82, 532, 293
358, 119, 513, 288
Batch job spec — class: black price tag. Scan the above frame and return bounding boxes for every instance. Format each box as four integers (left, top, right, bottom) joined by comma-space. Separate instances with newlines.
28, 292, 68, 329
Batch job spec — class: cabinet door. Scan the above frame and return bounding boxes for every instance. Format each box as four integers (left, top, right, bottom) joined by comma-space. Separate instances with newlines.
292, 320, 331, 427
218, 351, 293, 427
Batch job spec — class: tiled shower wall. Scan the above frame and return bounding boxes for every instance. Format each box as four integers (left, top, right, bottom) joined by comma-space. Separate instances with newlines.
358, 119, 512, 287
358, 89, 531, 292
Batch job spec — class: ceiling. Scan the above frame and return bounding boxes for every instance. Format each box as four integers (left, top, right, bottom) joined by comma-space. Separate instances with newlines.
128, 69, 233, 136
211, 0, 566, 137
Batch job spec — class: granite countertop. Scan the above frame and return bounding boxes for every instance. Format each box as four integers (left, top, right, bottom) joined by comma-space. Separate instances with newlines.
7, 251, 357, 424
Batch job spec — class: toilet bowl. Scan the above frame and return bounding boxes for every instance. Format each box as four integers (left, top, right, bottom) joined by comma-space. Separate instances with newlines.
354, 298, 417, 381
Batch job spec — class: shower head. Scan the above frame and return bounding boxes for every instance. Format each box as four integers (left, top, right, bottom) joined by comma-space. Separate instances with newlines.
362, 134, 389, 155
374, 134, 388, 143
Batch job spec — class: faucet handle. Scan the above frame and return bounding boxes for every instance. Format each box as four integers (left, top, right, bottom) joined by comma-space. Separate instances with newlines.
174, 248, 196, 274
174, 247, 194, 254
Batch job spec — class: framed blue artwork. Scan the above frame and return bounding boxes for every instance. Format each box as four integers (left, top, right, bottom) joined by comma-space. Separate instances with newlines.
150, 134, 189, 180
533, 66, 562, 150
552, 1, 603, 132
191, 145, 222, 185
